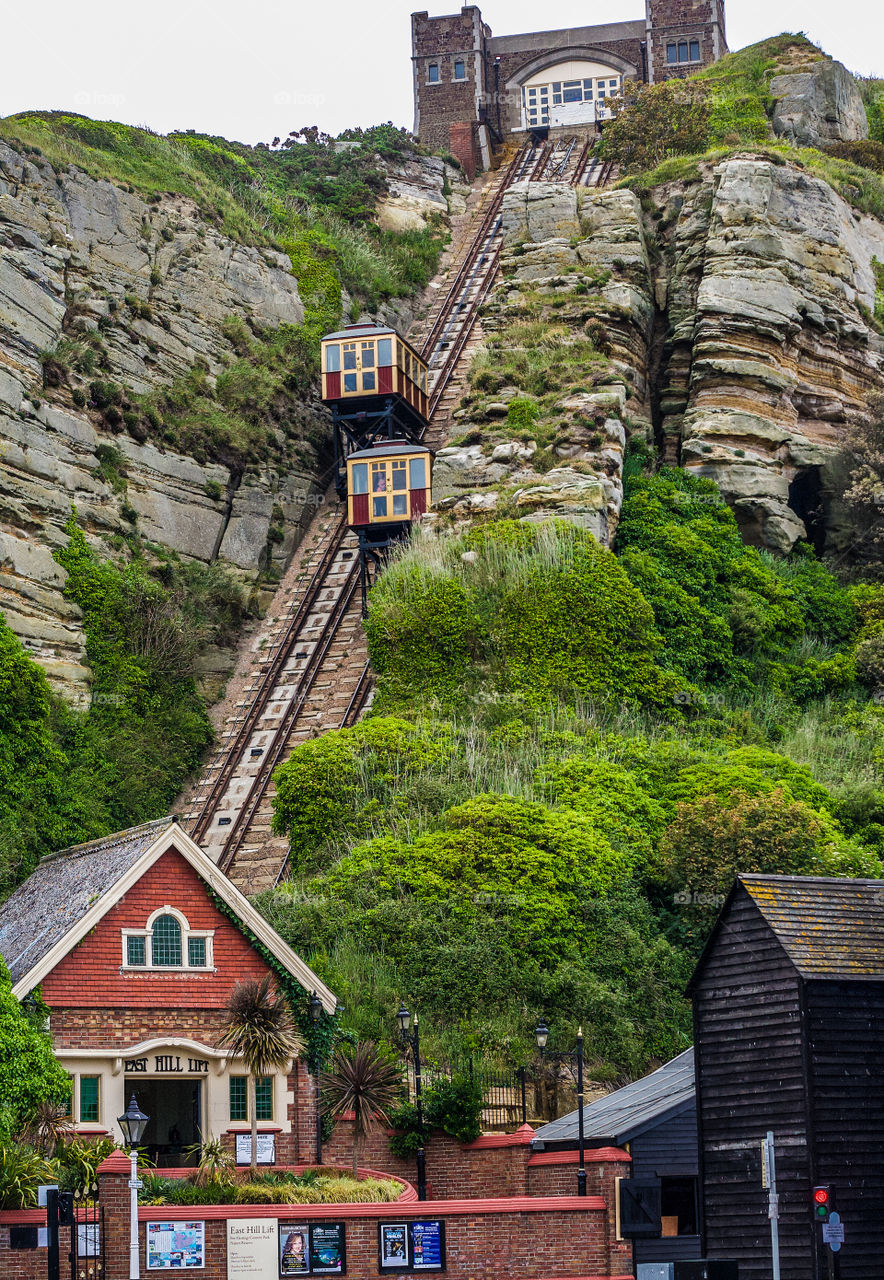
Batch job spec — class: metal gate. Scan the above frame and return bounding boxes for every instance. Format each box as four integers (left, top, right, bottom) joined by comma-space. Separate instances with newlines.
70, 1187, 105, 1280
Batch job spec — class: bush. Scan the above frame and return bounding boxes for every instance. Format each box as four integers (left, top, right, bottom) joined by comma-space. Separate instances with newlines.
0, 963, 71, 1143
600, 81, 712, 173
366, 521, 675, 713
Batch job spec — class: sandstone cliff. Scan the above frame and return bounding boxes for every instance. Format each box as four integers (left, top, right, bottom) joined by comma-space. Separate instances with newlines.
441, 154, 884, 553
0, 136, 455, 700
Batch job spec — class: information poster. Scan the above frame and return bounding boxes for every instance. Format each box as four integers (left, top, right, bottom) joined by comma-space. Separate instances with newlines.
228, 1219, 278, 1277
146, 1221, 205, 1270
411, 1220, 445, 1271
236, 1133, 276, 1165
279, 1224, 311, 1276
310, 1223, 345, 1274
379, 1223, 409, 1270
78, 1223, 100, 1258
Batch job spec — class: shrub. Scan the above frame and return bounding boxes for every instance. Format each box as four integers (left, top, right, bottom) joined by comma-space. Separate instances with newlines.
0, 1146, 55, 1209
600, 81, 712, 173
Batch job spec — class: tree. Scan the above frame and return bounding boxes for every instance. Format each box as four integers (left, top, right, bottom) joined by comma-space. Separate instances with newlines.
0, 965, 71, 1142
217, 976, 302, 1172
322, 1042, 403, 1180
600, 81, 711, 174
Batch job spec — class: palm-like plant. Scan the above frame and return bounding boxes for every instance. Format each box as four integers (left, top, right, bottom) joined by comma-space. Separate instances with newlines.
218, 976, 303, 1173
18, 1101, 74, 1156
322, 1042, 404, 1181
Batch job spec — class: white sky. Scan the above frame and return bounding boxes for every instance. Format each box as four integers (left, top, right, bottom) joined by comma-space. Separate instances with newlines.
1, 0, 880, 146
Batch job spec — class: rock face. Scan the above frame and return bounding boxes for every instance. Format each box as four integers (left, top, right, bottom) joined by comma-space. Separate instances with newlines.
436, 182, 654, 545
0, 140, 334, 701
376, 155, 469, 231
655, 157, 884, 551
442, 157, 884, 555
770, 58, 869, 148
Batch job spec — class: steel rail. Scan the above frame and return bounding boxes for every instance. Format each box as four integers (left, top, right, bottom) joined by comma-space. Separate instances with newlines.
420, 143, 532, 360
187, 512, 348, 844
218, 558, 362, 875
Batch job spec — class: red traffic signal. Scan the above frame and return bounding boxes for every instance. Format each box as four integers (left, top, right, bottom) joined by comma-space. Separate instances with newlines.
812, 1186, 832, 1220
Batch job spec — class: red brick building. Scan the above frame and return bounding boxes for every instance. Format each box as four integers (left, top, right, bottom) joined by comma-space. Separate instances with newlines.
412, 2, 727, 175
0, 817, 335, 1166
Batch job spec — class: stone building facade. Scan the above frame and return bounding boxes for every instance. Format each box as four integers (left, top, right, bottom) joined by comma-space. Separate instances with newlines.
412, 2, 727, 175
0, 818, 335, 1167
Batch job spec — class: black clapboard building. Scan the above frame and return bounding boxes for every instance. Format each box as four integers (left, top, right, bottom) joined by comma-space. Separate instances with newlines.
533, 1048, 702, 1276
689, 874, 884, 1280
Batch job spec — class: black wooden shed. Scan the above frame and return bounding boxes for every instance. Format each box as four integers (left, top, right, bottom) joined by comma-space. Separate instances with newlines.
689, 873, 884, 1280
533, 1048, 701, 1276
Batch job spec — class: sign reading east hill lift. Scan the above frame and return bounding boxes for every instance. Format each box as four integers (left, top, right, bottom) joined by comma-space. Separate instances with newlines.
125, 1055, 210, 1074
227, 1219, 278, 1277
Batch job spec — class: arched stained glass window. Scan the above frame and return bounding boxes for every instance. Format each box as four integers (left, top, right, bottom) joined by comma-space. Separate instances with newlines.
152, 914, 182, 966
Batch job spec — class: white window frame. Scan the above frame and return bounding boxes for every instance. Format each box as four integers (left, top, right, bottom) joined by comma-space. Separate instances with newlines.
122, 905, 215, 971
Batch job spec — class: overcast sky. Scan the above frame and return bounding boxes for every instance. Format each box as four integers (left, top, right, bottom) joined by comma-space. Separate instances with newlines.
2, 0, 880, 146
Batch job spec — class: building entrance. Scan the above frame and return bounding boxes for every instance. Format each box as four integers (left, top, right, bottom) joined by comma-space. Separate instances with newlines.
126, 1077, 202, 1167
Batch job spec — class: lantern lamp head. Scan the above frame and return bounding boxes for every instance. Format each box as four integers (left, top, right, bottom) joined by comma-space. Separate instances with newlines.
118, 1094, 149, 1149
396, 1004, 411, 1035
309, 991, 323, 1023
534, 1020, 550, 1051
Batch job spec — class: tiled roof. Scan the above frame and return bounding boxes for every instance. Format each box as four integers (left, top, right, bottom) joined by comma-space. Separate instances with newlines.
740, 874, 884, 979
533, 1048, 695, 1148
0, 818, 175, 985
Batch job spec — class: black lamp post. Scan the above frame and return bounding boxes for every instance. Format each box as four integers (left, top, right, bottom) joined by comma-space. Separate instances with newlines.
535, 1021, 586, 1197
118, 1095, 149, 1279
310, 991, 323, 1165
397, 1003, 427, 1201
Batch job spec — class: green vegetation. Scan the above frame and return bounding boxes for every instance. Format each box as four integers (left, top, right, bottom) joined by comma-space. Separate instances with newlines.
262, 467, 884, 1079
0, 512, 257, 897
0, 965, 70, 1146
0, 114, 445, 319
603, 35, 884, 221
140, 1167, 402, 1207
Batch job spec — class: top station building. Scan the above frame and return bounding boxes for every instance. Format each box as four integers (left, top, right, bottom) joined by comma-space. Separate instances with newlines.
412, 0, 727, 175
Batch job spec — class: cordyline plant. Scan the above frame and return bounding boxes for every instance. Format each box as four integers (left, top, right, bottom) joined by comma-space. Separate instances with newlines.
218, 977, 303, 1173
322, 1043, 403, 1181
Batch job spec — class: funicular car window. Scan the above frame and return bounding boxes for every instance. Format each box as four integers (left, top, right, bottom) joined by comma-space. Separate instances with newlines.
351, 463, 368, 494
325, 343, 341, 372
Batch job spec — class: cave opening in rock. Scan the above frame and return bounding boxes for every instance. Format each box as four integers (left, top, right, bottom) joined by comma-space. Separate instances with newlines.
788, 466, 826, 554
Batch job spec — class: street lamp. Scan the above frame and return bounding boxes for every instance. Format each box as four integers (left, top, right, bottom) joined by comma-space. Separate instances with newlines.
534, 1022, 586, 1197
118, 1095, 149, 1279
396, 1003, 427, 1201
310, 991, 323, 1165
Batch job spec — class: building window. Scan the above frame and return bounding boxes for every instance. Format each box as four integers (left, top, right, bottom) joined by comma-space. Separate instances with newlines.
80, 1075, 100, 1124
255, 1077, 274, 1121
123, 909, 213, 970
152, 914, 182, 967
428, 63, 439, 83
667, 41, 700, 65
453, 60, 466, 80
230, 1076, 273, 1121
661, 1176, 699, 1235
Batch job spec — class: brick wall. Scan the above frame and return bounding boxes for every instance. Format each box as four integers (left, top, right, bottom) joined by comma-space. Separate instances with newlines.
42, 848, 272, 1011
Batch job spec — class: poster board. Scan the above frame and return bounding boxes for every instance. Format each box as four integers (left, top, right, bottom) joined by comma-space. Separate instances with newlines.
235, 1132, 276, 1165
228, 1219, 278, 1277
278, 1222, 346, 1276
146, 1221, 205, 1270
379, 1221, 445, 1272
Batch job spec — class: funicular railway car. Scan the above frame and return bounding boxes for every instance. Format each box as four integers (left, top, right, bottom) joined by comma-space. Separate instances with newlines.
320, 323, 433, 610
321, 324, 429, 433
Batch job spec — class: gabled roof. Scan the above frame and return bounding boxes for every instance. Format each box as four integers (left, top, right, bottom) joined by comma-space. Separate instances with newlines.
740, 874, 884, 979
532, 1048, 695, 1148
0, 819, 337, 1012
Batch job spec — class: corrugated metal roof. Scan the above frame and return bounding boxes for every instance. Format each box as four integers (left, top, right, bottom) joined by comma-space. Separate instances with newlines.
740, 874, 884, 979
533, 1048, 695, 1147
0, 818, 175, 985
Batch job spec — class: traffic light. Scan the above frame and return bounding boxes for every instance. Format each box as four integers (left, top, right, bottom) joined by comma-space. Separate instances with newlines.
812, 1186, 832, 1222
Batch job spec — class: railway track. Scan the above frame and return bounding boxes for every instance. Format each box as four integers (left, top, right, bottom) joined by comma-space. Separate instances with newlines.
181, 138, 617, 889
